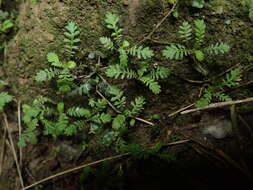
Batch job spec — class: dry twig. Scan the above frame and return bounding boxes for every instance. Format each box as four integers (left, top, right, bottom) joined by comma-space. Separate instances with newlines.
0, 124, 7, 175
3, 113, 24, 188
18, 101, 23, 167
181, 97, 253, 114
22, 153, 130, 190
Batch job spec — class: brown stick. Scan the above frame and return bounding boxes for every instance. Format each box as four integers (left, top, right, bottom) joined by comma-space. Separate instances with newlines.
22, 153, 130, 190
18, 101, 23, 167
181, 97, 253, 115
0, 124, 7, 175
168, 103, 195, 117
3, 113, 24, 188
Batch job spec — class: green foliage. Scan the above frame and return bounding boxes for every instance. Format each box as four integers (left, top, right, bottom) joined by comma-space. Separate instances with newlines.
108, 86, 126, 110
128, 46, 154, 59
106, 65, 137, 79
191, 0, 205, 9
64, 21, 80, 56
196, 68, 242, 107
178, 22, 192, 42
205, 43, 230, 55
35, 46, 77, 92
112, 114, 126, 130
35, 68, 59, 82
19, 14, 149, 150
124, 96, 145, 117
139, 76, 161, 94
194, 19, 206, 48
0, 19, 14, 33
101, 13, 170, 94
244, 0, 253, 21
100, 37, 114, 50
0, 92, 12, 111
162, 19, 229, 76
162, 45, 189, 60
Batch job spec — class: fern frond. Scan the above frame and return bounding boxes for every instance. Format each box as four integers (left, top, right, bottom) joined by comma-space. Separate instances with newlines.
213, 92, 232, 102
0, 92, 12, 111
112, 114, 126, 130
89, 98, 108, 112
178, 21, 192, 42
18, 119, 38, 147
64, 21, 80, 56
150, 67, 170, 80
222, 68, 241, 87
105, 13, 120, 30
69, 82, 92, 96
35, 68, 59, 82
125, 96, 145, 117
128, 46, 154, 59
137, 62, 150, 77
106, 65, 136, 79
204, 42, 230, 55
108, 86, 127, 110
162, 45, 189, 60
119, 49, 128, 66
100, 37, 114, 50
100, 113, 112, 124
47, 52, 62, 67
67, 107, 91, 118
54, 113, 69, 137
196, 89, 212, 107
139, 76, 161, 94
194, 19, 206, 47
65, 120, 86, 136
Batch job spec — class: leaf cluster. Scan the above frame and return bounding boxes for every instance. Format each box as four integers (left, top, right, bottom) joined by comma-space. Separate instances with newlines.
162, 19, 230, 75
196, 68, 242, 107
100, 13, 170, 94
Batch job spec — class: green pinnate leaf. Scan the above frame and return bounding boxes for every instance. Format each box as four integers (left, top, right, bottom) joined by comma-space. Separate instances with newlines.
194, 50, 205, 61
100, 113, 112, 124
162, 45, 189, 60
139, 76, 161, 94
100, 37, 114, 50
112, 114, 126, 130
128, 46, 154, 59
0, 92, 12, 111
194, 19, 206, 47
178, 21, 192, 42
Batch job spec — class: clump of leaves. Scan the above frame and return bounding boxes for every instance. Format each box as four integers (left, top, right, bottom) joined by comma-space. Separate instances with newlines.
196, 68, 241, 107
18, 97, 88, 147
0, 81, 12, 111
162, 19, 230, 76
0, 10, 14, 33
243, 0, 253, 21
191, 0, 205, 8
100, 13, 170, 94
35, 22, 79, 93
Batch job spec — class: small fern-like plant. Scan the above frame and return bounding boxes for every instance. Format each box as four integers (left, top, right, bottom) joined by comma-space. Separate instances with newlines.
100, 13, 170, 94
35, 22, 79, 93
20, 17, 148, 149
162, 19, 230, 76
64, 21, 80, 57
196, 68, 241, 107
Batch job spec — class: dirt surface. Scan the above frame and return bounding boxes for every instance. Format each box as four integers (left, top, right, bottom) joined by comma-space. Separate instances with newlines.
1, 0, 253, 189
